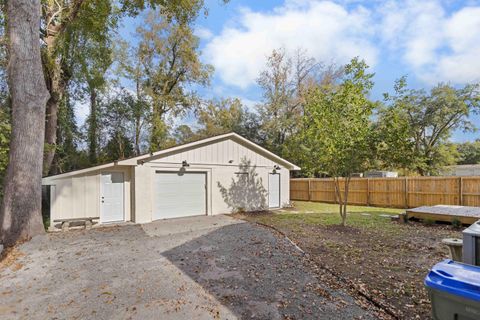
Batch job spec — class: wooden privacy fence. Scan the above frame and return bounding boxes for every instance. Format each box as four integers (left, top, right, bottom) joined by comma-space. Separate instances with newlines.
290, 177, 480, 208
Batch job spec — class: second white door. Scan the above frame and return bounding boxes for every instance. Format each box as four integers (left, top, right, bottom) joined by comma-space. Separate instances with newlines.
269, 173, 280, 208
153, 172, 207, 220
101, 172, 125, 223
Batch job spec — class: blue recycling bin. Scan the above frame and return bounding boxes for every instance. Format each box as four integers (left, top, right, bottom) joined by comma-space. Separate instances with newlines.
425, 259, 480, 320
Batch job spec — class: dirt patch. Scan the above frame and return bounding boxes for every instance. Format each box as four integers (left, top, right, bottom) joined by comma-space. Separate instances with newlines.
0, 246, 24, 272
325, 224, 362, 234
242, 213, 461, 319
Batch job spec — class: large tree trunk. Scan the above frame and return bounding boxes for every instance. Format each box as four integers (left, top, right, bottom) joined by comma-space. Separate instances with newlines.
150, 101, 167, 152
134, 116, 141, 155
1, 0, 50, 246
87, 87, 98, 164
43, 60, 67, 175
42, 5, 71, 176
342, 176, 351, 227
334, 177, 349, 227
44, 95, 59, 174
134, 78, 142, 155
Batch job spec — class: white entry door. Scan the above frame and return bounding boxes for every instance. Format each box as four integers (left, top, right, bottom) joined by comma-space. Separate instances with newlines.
269, 173, 281, 208
153, 172, 206, 220
101, 172, 125, 223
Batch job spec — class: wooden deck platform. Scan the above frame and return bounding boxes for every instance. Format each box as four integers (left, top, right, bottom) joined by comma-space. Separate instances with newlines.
406, 205, 480, 225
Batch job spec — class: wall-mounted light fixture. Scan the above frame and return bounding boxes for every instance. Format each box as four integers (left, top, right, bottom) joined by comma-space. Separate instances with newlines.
273, 165, 281, 173
182, 160, 190, 168
228, 160, 234, 164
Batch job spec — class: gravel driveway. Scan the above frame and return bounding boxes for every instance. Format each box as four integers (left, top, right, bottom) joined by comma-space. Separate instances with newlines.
0, 215, 378, 319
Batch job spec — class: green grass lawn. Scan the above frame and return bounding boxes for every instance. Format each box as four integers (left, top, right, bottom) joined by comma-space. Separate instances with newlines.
252, 201, 404, 234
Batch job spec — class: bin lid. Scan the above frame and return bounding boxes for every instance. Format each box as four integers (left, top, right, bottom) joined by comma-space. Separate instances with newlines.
425, 259, 480, 302
463, 220, 480, 236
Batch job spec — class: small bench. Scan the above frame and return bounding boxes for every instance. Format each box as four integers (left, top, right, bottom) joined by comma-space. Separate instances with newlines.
53, 217, 99, 231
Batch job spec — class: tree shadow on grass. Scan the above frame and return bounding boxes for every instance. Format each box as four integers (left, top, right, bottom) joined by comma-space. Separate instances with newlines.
162, 222, 374, 319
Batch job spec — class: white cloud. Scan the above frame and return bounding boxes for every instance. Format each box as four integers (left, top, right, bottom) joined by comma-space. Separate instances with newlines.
205, 0, 379, 89
205, 0, 480, 87
381, 1, 445, 66
437, 7, 480, 84
379, 0, 480, 84
194, 26, 214, 40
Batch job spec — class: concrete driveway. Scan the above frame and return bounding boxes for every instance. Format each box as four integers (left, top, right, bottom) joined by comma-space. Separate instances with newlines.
0, 215, 377, 319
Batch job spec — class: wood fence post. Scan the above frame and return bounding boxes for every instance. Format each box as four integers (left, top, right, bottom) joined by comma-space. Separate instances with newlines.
308, 179, 311, 201
366, 178, 370, 206
404, 177, 409, 208
459, 177, 463, 206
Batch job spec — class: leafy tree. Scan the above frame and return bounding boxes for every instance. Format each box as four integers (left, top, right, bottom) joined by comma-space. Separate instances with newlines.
103, 131, 135, 161
171, 125, 196, 144
256, 48, 343, 168
98, 88, 150, 161
379, 78, 480, 175
434, 143, 460, 173
371, 103, 416, 172
196, 98, 260, 142
49, 93, 86, 174
52, 1, 115, 168
456, 140, 480, 165
170, 98, 261, 145
301, 58, 375, 226
41, 0, 117, 174
118, 0, 205, 20
113, 40, 150, 155
256, 48, 320, 156
136, 9, 213, 151
79, 20, 114, 164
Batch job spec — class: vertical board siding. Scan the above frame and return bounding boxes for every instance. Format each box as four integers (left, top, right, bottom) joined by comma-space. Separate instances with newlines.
155, 139, 277, 167
50, 166, 132, 222
290, 176, 480, 208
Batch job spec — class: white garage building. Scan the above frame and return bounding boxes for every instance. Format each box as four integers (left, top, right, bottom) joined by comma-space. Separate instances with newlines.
42, 133, 300, 227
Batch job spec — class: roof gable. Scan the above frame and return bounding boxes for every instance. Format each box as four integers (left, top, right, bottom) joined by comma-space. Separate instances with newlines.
43, 133, 300, 182
121, 133, 300, 170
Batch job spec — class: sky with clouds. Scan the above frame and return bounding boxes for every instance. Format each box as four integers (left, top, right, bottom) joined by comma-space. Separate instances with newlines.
82, 0, 480, 141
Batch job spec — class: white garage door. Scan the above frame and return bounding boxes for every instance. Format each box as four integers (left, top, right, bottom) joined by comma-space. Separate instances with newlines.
153, 172, 207, 220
